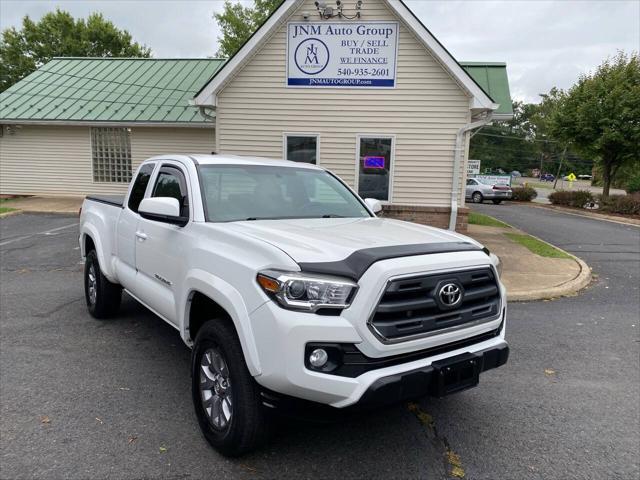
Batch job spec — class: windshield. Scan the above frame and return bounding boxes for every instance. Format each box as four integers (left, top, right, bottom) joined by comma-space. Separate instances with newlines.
198, 165, 371, 222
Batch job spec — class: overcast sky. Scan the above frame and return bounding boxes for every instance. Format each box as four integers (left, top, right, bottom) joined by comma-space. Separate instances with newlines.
1, 0, 638, 102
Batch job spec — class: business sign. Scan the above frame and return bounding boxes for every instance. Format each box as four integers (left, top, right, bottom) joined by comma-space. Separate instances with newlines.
287, 22, 398, 88
363, 156, 385, 169
467, 159, 481, 175
475, 175, 512, 186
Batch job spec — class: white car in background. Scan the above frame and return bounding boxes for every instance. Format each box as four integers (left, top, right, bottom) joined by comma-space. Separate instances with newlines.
466, 178, 513, 204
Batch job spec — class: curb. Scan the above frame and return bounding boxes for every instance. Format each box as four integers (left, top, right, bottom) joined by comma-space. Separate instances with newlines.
506, 231, 593, 302
0, 210, 22, 218
524, 202, 640, 227
0, 209, 80, 217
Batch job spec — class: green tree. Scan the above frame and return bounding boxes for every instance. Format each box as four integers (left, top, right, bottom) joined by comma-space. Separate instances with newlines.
470, 95, 594, 178
470, 101, 541, 173
549, 51, 640, 197
0, 9, 151, 91
214, 0, 282, 58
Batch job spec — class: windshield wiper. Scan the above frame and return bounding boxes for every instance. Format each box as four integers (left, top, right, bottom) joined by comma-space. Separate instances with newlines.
321, 214, 346, 218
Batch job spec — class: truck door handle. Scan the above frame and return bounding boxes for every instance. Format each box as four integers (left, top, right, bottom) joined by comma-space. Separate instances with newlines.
135, 231, 148, 241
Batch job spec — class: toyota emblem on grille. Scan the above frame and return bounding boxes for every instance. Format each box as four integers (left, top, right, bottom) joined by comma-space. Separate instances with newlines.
438, 283, 463, 307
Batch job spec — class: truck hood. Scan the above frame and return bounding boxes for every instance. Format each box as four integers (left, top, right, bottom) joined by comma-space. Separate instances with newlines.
226, 217, 481, 264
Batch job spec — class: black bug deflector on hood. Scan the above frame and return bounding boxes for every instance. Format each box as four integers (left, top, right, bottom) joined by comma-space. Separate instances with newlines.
297, 242, 484, 281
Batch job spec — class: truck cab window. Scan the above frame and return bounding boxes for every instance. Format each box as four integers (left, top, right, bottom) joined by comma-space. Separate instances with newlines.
128, 163, 155, 213
152, 166, 190, 217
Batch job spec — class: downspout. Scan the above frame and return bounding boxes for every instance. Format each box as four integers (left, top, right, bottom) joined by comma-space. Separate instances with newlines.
196, 104, 217, 153
198, 105, 216, 122
448, 113, 493, 231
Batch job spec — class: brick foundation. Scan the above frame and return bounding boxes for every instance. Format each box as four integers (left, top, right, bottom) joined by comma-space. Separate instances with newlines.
380, 204, 469, 232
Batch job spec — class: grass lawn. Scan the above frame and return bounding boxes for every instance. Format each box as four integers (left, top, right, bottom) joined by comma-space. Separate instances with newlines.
514, 180, 554, 190
504, 232, 572, 259
468, 212, 511, 228
0, 199, 17, 214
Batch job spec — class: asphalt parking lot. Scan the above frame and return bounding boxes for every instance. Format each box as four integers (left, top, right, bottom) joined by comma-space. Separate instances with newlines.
1, 209, 639, 479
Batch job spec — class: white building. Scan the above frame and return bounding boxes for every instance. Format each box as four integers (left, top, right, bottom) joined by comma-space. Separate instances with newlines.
0, 0, 512, 230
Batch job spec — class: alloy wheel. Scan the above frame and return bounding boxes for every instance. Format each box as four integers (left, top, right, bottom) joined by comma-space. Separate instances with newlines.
200, 347, 233, 430
87, 265, 97, 305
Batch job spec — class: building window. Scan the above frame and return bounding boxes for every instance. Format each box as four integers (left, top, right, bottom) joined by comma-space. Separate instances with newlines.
91, 127, 132, 182
284, 134, 318, 164
357, 136, 394, 201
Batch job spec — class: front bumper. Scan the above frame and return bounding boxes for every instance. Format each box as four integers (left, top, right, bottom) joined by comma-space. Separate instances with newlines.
357, 342, 508, 408
249, 299, 507, 408
259, 342, 509, 417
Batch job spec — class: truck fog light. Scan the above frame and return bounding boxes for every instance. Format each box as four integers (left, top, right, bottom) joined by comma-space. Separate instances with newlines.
309, 348, 329, 368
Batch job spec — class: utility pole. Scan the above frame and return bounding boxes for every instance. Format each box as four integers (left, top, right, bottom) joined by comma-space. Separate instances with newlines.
539, 152, 544, 178
553, 146, 567, 189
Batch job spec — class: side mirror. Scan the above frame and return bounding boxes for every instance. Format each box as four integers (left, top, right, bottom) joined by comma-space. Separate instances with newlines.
364, 198, 383, 214
138, 197, 188, 227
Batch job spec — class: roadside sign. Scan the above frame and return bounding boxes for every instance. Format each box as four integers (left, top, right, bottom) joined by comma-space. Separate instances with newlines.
467, 159, 481, 175
474, 174, 511, 186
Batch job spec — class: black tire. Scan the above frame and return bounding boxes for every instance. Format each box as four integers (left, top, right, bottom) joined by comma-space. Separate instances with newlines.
191, 320, 268, 456
472, 191, 484, 203
492, 199, 503, 205
84, 250, 122, 319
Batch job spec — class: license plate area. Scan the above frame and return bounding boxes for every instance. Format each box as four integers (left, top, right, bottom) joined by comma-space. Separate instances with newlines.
430, 352, 482, 397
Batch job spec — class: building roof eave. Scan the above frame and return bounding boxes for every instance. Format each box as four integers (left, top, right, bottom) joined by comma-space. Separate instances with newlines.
0, 119, 215, 128
193, 0, 299, 106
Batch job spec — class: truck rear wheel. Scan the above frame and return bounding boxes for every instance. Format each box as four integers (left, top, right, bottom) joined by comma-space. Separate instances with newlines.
84, 250, 122, 319
191, 320, 268, 456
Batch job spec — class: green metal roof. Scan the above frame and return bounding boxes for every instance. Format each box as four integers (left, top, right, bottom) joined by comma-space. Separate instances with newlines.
0, 58, 225, 124
0, 57, 512, 123
460, 62, 514, 117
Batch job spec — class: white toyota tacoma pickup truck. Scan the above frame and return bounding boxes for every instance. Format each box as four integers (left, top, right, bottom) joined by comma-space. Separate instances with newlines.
79, 154, 508, 456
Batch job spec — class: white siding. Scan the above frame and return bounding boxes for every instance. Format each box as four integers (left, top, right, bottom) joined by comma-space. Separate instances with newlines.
0, 125, 214, 196
216, 0, 471, 207
130, 127, 215, 165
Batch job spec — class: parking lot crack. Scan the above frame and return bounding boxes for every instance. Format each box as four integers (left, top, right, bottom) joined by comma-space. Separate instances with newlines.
33, 297, 83, 318
408, 402, 466, 479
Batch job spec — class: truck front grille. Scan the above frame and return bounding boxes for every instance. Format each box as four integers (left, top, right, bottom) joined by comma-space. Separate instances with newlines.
368, 268, 500, 342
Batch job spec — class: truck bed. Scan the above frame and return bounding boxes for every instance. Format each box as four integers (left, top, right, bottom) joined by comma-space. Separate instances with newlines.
85, 195, 125, 208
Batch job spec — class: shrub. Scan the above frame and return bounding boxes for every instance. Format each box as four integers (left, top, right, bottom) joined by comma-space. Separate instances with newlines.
511, 186, 537, 201
548, 190, 594, 208
597, 193, 640, 215
626, 175, 640, 194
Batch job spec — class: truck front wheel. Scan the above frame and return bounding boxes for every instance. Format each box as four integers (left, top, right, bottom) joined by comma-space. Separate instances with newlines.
84, 250, 122, 319
191, 320, 268, 456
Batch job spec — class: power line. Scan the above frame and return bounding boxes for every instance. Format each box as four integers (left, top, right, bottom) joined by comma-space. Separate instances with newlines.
30, 64, 209, 95
475, 132, 559, 143
1, 86, 194, 112
2, 77, 191, 109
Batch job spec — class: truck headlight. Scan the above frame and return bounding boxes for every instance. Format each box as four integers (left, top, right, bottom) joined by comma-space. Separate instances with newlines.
257, 270, 358, 312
